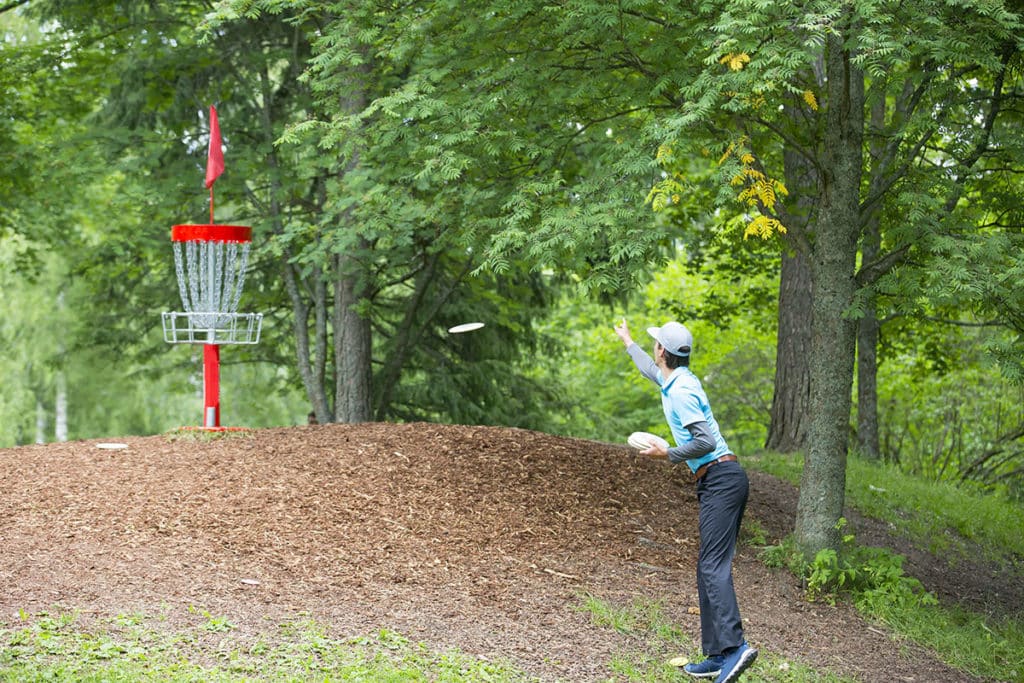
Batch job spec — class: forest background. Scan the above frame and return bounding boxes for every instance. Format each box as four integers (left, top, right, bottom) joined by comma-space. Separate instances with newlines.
2, 0, 1023, 558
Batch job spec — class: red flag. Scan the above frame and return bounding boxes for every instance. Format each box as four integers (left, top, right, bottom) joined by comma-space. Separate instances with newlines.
205, 105, 224, 189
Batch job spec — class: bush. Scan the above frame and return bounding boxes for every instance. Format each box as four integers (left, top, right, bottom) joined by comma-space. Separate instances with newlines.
764, 519, 937, 612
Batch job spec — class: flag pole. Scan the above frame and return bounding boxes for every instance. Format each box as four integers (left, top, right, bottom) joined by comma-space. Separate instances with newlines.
205, 104, 224, 224
204, 104, 224, 427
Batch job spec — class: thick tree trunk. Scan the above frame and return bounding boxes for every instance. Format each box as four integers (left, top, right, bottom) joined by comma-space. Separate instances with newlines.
766, 103, 817, 452
766, 250, 812, 452
332, 61, 373, 424
334, 248, 373, 422
795, 33, 864, 555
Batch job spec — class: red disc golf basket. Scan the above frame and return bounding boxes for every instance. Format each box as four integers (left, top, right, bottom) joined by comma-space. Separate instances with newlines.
162, 223, 263, 429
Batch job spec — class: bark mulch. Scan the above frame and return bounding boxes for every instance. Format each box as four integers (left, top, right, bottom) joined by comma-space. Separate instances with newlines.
0, 422, 1013, 681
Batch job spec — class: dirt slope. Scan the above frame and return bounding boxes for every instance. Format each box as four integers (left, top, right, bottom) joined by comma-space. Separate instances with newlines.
0, 422, 1003, 681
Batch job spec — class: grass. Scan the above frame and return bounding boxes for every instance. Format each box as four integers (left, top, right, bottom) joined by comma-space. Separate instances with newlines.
575, 594, 855, 682
875, 602, 1023, 681
747, 450, 1024, 682
1, 599, 860, 683
0, 608, 535, 682
748, 450, 1024, 564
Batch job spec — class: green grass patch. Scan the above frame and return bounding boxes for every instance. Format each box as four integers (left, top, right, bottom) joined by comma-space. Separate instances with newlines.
576, 594, 854, 682
748, 451, 1024, 565
0, 608, 535, 682
756, 524, 1024, 678
845, 456, 1024, 563
875, 602, 1023, 681
749, 452, 1024, 681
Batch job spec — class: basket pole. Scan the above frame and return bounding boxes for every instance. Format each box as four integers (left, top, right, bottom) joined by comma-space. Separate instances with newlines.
203, 344, 220, 427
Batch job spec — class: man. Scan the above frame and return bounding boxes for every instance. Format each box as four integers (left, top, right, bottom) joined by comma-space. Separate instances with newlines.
614, 318, 757, 683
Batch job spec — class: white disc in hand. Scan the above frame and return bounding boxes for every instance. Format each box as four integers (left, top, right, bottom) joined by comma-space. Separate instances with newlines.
627, 432, 669, 450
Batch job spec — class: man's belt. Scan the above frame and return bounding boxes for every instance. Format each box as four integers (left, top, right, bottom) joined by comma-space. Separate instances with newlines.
694, 454, 738, 482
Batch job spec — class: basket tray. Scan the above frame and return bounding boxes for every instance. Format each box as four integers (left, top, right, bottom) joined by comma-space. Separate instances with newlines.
162, 311, 263, 345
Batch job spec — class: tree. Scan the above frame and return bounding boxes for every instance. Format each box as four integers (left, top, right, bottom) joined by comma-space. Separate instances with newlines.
668, 1, 1024, 552
301, 0, 1024, 555
212, 0, 654, 424
8, 0, 572, 434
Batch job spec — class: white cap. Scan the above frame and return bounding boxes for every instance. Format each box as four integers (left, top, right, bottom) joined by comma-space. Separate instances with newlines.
647, 322, 693, 357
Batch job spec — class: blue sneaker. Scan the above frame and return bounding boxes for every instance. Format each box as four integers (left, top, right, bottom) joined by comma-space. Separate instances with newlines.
714, 642, 757, 683
683, 655, 724, 678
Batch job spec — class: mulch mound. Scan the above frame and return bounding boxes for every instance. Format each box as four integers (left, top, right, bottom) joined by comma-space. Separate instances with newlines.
0, 422, 992, 681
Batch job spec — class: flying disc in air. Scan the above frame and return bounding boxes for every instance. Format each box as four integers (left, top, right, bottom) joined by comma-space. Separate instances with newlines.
627, 431, 669, 451
448, 322, 485, 334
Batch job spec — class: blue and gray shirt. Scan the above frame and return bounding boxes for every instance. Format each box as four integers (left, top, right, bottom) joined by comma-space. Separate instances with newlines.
627, 343, 732, 474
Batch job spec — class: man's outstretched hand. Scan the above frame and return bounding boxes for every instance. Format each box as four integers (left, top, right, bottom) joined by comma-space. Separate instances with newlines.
614, 317, 633, 347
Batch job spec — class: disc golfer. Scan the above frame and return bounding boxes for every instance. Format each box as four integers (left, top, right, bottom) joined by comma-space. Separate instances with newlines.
614, 318, 757, 683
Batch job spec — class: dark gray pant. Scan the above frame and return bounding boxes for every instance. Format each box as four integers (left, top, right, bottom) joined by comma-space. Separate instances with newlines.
696, 459, 749, 656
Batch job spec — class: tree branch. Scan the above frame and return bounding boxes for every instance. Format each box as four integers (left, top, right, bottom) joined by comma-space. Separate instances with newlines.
855, 243, 910, 287
857, 47, 1013, 285
942, 46, 1011, 214
743, 133, 814, 256
752, 115, 818, 171
859, 128, 933, 224
620, 9, 681, 29
0, 0, 30, 14
959, 423, 1024, 483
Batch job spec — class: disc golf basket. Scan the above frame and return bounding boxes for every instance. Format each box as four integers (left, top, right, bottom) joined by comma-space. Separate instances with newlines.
162, 224, 262, 429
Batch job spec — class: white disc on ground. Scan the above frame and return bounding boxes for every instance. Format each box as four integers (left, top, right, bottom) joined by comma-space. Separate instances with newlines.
448, 322, 485, 334
627, 431, 669, 451
96, 443, 128, 450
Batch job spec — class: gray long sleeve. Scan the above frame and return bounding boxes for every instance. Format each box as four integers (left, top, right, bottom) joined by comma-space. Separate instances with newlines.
625, 342, 715, 464
626, 342, 660, 384
667, 421, 716, 464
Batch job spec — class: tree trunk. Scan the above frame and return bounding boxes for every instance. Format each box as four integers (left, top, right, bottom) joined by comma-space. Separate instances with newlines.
55, 290, 68, 442
766, 101, 818, 453
35, 398, 46, 445
332, 60, 373, 423
283, 259, 333, 423
372, 252, 475, 420
311, 267, 332, 421
255, 59, 334, 424
856, 95, 887, 461
856, 219, 881, 461
794, 32, 865, 556
373, 251, 439, 420
766, 250, 812, 452
54, 370, 68, 442
334, 247, 373, 422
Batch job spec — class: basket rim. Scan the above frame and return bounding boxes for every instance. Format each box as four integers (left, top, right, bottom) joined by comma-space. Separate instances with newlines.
171, 224, 252, 243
